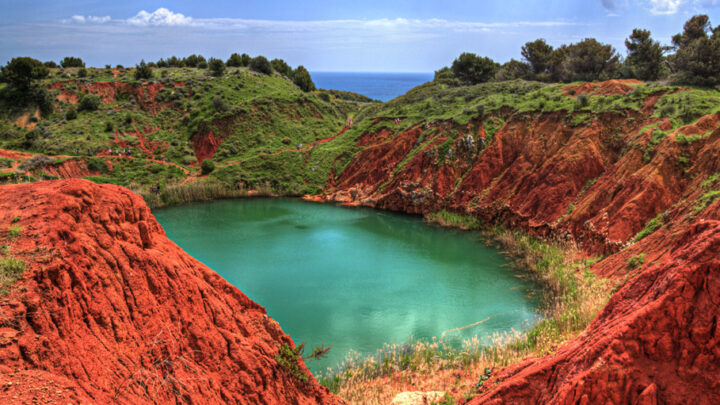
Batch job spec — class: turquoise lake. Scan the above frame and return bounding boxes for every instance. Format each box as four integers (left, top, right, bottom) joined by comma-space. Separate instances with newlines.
154, 199, 540, 373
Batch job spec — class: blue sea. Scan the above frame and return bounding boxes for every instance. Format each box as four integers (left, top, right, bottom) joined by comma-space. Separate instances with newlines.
311, 72, 434, 102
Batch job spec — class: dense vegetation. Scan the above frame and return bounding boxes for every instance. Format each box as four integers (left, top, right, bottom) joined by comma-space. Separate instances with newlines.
436, 14, 720, 86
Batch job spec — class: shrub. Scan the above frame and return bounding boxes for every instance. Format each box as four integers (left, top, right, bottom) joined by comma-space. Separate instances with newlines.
212, 96, 228, 112
270, 58, 292, 77
450, 52, 499, 85
65, 107, 77, 120
226, 53, 244, 67
77, 68, 87, 78
78, 94, 101, 111
201, 159, 216, 174
197, 61, 208, 69
134, 60, 153, 80
60, 56, 84, 68
576, 93, 590, 108
105, 122, 114, 132
292, 66, 315, 92
627, 253, 646, 269
208, 58, 225, 77
0, 57, 49, 91
250, 56, 272, 75
17, 155, 55, 171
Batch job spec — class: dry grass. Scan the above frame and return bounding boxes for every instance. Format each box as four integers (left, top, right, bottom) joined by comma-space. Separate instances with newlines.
139, 179, 275, 208
321, 225, 612, 404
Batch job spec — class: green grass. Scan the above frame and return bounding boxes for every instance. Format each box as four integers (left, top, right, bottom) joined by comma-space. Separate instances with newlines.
634, 212, 664, 242
425, 210, 482, 230
320, 227, 610, 394
6, 225, 22, 240
627, 253, 646, 269
694, 190, 720, 213
275, 342, 309, 383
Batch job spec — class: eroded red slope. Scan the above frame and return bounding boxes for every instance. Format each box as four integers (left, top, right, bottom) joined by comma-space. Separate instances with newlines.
0, 179, 339, 404
317, 83, 720, 403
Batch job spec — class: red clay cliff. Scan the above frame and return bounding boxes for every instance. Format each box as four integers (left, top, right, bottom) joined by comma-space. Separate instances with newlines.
0, 179, 339, 404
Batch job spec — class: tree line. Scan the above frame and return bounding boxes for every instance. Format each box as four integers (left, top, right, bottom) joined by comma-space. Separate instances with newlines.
436, 14, 720, 87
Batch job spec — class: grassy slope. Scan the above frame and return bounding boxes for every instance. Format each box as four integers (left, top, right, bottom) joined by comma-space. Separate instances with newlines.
0, 66, 374, 198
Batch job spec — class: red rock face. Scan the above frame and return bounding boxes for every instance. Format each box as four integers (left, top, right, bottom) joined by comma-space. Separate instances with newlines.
0, 180, 339, 404
319, 85, 720, 403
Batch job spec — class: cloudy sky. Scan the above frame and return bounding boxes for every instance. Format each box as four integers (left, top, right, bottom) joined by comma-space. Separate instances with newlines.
1, 0, 718, 72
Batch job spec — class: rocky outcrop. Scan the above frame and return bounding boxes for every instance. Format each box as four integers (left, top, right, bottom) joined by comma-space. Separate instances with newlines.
0, 179, 338, 404
317, 81, 720, 403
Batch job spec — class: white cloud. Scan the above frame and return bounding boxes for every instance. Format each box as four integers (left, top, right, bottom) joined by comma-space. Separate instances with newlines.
62, 8, 574, 34
67, 15, 110, 24
127, 8, 193, 26
648, 0, 685, 14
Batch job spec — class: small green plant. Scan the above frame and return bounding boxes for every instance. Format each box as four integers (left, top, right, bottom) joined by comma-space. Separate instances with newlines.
105, 121, 114, 132
201, 159, 216, 175
275, 342, 309, 383
694, 190, 720, 213
634, 213, 664, 241
0, 255, 25, 295
627, 253, 646, 269
65, 107, 77, 120
7, 226, 22, 240
575, 93, 589, 108
11, 216, 20, 223
78, 94, 101, 111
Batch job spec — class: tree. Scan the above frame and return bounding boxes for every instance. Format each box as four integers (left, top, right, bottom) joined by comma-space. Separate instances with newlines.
562, 38, 621, 82
495, 59, 533, 81
625, 29, 668, 81
134, 60, 153, 80
43, 61, 58, 69
250, 56, 273, 75
0, 57, 49, 91
208, 58, 225, 76
270, 58, 292, 77
521, 39, 554, 76
670, 15, 720, 86
60, 56, 85, 68
672, 15, 712, 48
292, 66, 315, 92
226, 53, 243, 67
183, 54, 205, 68
450, 53, 499, 85
240, 53, 252, 67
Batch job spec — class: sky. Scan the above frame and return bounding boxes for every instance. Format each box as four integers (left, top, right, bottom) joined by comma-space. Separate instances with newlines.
0, 0, 719, 72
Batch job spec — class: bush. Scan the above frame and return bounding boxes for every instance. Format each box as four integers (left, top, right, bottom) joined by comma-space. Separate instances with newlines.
134, 60, 153, 80
197, 61, 208, 69
627, 253, 646, 269
270, 58, 292, 77
292, 66, 315, 92
208, 58, 225, 77
226, 53, 243, 67
249, 56, 272, 75
0, 57, 49, 91
212, 96, 228, 112
77, 68, 87, 78
65, 107, 77, 120
450, 53, 499, 85
576, 93, 590, 108
78, 94, 101, 111
60, 56, 84, 68
104, 121, 114, 132
201, 159, 215, 174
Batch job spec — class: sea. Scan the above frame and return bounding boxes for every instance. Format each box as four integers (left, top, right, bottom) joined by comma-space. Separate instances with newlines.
310, 71, 434, 102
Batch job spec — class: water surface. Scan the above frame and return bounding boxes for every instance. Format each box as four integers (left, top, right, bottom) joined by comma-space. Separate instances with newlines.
154, 199, 539, 372
311, 71, 433, 102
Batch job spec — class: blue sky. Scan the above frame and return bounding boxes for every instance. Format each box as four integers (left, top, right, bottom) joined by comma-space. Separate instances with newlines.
1, 0, 719, 72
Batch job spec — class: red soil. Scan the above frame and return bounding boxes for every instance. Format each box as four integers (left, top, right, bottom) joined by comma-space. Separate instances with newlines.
564, 79, 644, 97
51, 81, 169, 113
0, 180, 340, 404
316, 80, 720, 402
193, 130, 224, 164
